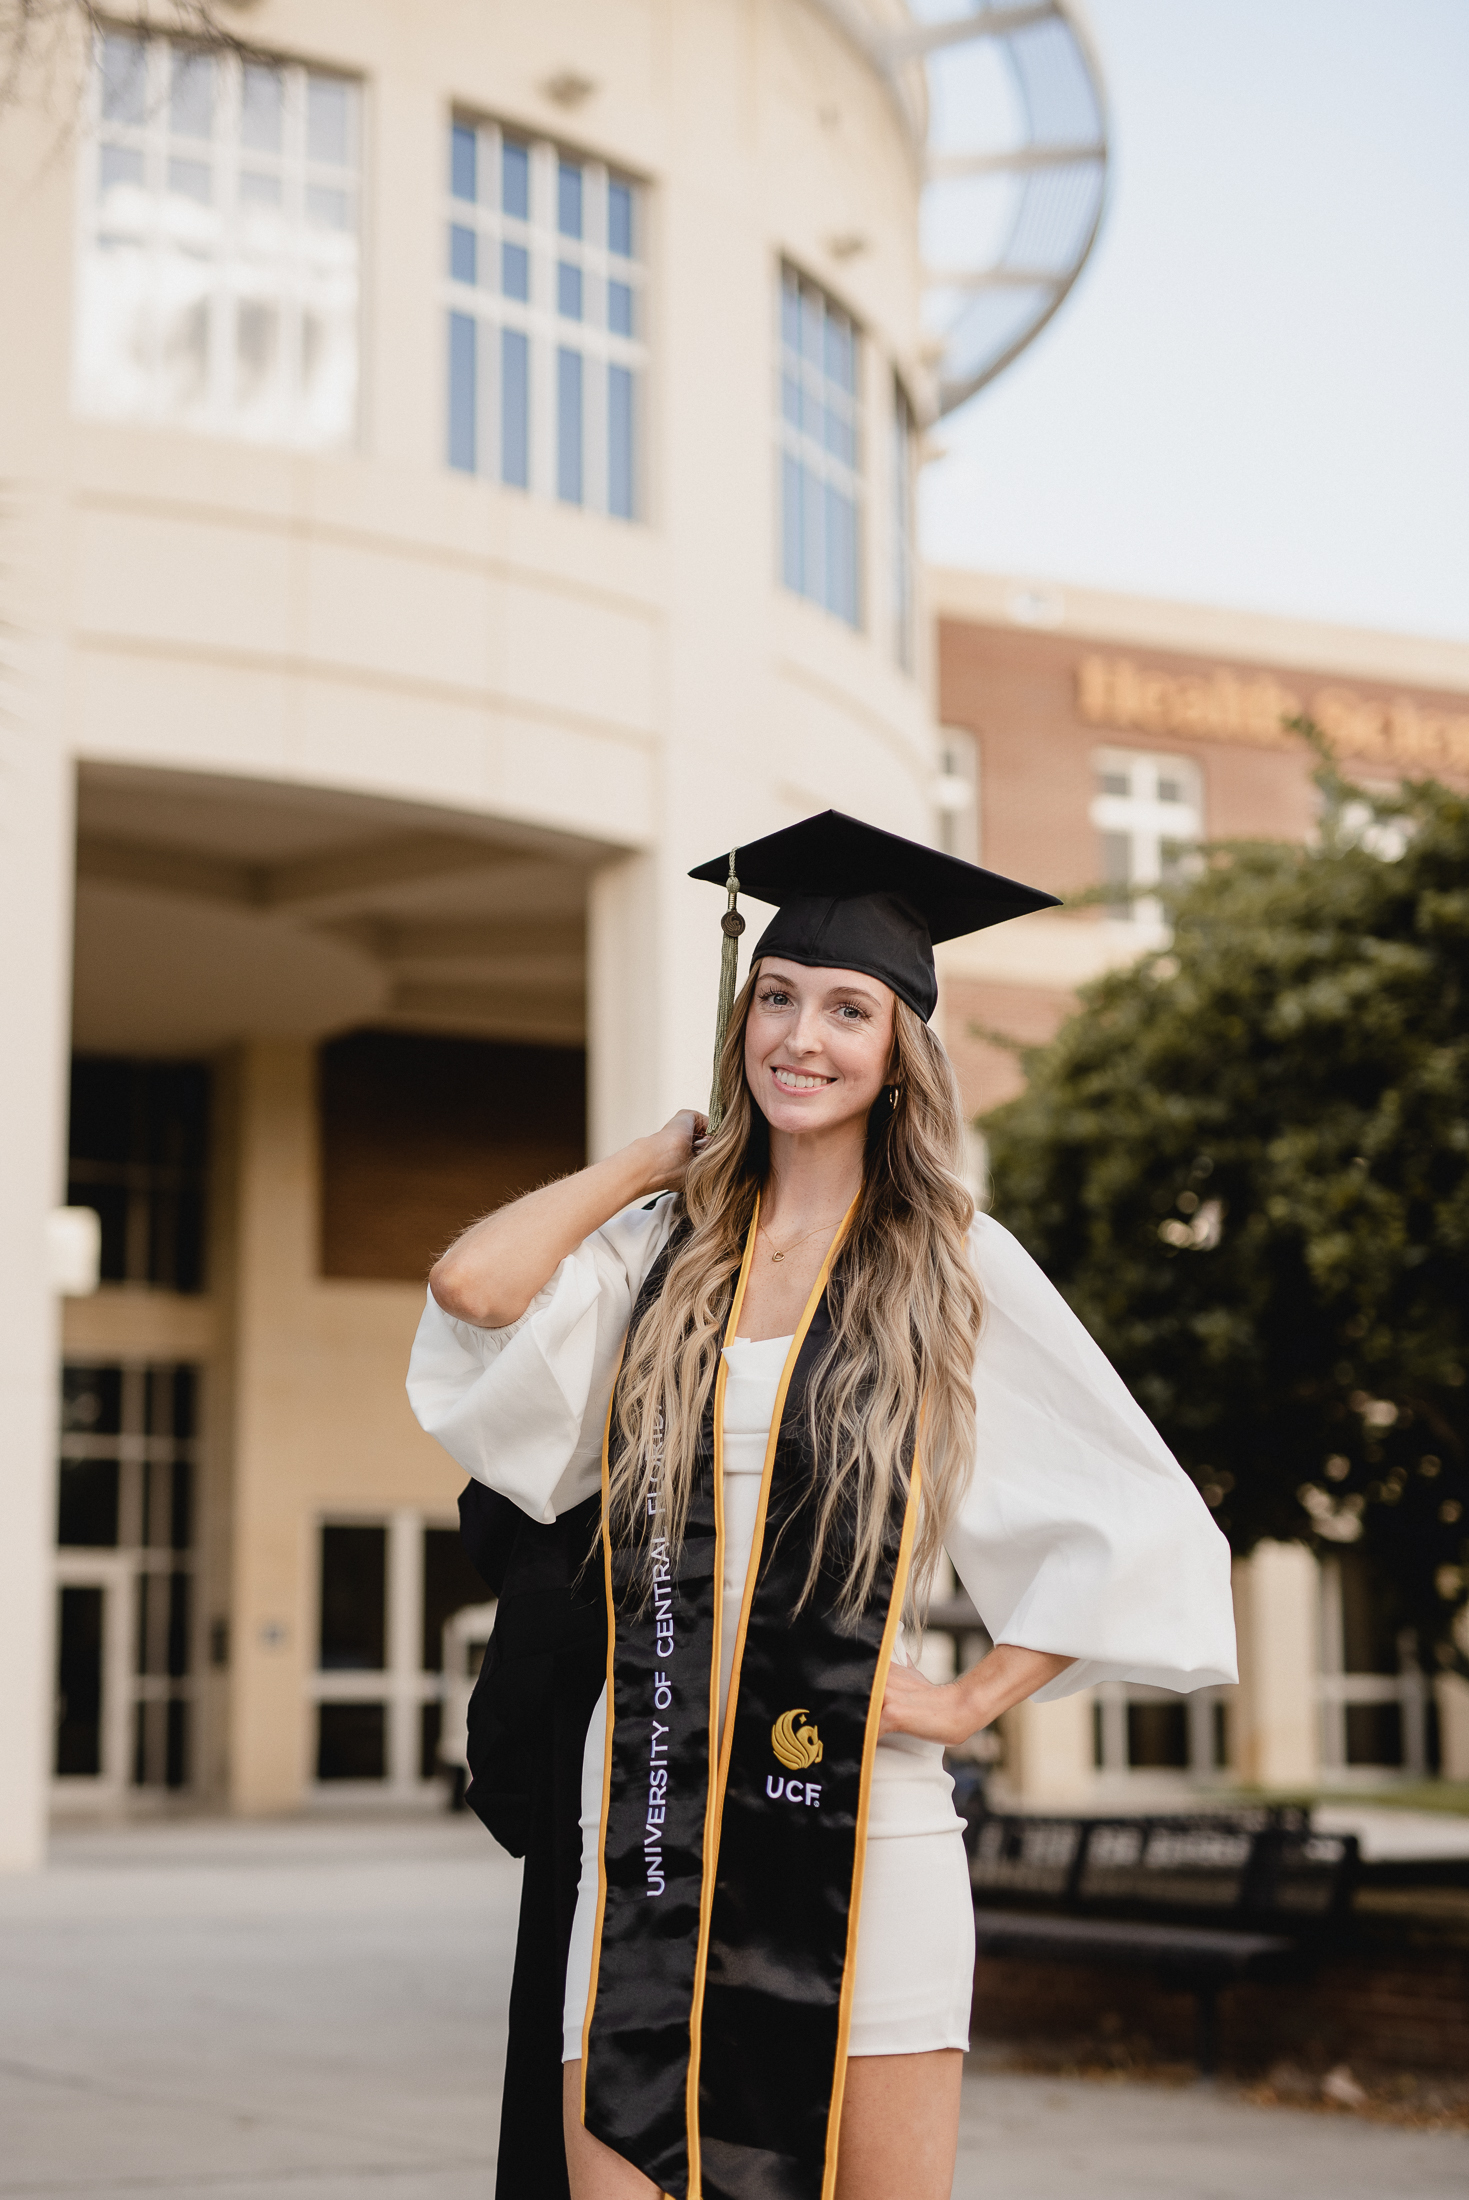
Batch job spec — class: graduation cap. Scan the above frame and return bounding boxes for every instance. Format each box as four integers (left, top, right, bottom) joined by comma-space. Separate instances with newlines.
690, 810, 1060, 1125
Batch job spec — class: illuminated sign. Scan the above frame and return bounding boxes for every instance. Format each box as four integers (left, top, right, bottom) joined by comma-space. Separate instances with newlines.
1076, 655, 1469, 773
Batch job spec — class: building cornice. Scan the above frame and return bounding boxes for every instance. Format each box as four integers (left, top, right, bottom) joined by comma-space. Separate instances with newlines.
927, 566, 1469, 696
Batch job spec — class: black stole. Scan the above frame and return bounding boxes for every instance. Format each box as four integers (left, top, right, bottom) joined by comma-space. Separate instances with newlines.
581, 1202, 920, 2200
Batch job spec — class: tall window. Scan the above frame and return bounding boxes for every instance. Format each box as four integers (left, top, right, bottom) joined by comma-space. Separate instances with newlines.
67, 1057, 210, 1292
892, 379, 917, 669
779, 267, 861, 628
312, 1512, 487, 1790
77, 31, 360, 446
55, 1361, 200, 1790
935, 727, 980, 864
1091, 1680, 1230, 1782
1319, 1552, 1429, 1777
1089, 748, 1203, 925
445, 120, 645, 519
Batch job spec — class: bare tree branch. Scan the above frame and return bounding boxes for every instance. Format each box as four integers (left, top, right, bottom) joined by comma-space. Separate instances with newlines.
0, 2, 254, 136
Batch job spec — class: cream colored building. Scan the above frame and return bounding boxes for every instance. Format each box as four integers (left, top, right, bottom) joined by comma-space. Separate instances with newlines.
20, 0, 1456, 1856
0, 0, 1115, 1863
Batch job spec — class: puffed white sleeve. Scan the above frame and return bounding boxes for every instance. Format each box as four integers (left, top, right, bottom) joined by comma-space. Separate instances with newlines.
405, 1196, 677, 1523
944, 1214, 1237, 1702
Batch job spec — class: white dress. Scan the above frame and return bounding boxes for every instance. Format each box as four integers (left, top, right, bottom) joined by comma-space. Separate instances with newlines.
560, 1333, 978, 2060
406, 1199, 1238, 2057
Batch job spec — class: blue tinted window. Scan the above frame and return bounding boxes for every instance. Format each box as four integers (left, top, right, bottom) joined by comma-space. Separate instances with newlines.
802, 465, 823, 603
608, 180, 633, 257
502, 139, 529, 218
451, 124, 477, 202
825, 312, 854, 392
557, 347, 583, 503
781, 272, 801, 353
557, 160, 582, 239
557, 262, 582, 320
781, 454, 804, 593
608, 365, 634, 520
826, 404, 855, 466
826, 483, 857, 624
608, 280, 633, 337
448, 312, 476, 473
778, 269, 861, 626
502, 328, 529, 489
801, 286, 824, 366
501, 240, 529, 301
449, 225, 476, 284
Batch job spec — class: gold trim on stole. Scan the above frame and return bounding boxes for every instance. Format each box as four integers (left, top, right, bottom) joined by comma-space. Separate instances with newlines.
686, 1192, 860, 2199
681, 1199, 761, 2196
579, 1192, 881, 2200
818, 1445, 924, 2200
579, 1343, 627, 2109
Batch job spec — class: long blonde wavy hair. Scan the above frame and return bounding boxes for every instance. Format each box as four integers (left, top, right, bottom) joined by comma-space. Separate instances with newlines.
608, 965, 985, 1619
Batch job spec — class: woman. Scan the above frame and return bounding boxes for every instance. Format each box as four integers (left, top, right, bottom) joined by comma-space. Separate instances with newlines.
409, 816, 1236, 2200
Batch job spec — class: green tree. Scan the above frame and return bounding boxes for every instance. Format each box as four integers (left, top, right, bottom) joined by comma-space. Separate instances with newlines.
981, 754, 1469, 1672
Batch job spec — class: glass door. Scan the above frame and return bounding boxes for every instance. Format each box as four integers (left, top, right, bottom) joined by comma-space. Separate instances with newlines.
52, 1361, 200, 1807
52, 1553, 133, 1799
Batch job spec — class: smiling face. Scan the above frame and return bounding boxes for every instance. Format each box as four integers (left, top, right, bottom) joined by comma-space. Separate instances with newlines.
743, 958, 896, 1138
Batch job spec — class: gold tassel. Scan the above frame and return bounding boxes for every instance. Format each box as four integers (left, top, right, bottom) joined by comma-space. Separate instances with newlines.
708, 849, 744, 1132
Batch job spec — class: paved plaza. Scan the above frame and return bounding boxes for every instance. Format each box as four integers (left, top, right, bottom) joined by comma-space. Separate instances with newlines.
2, 1815, 1467, 2200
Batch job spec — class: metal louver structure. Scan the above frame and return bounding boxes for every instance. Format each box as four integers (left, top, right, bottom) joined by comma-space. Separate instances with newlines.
812, 1, 1109, 415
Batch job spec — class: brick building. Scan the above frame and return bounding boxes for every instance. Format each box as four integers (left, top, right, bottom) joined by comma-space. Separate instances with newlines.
931, 567, 1469, 1120
929, 568, 1469, 1801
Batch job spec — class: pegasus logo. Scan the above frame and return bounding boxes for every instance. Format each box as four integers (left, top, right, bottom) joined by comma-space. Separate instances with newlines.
771, 1708, 823, 1772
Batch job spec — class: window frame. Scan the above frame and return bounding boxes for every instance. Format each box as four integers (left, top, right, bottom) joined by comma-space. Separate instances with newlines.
308, 1506, 488, 1798
1089, 745, 1205, 927
443, 114, 648, 521
53, 1359, 203, 1796
892, 373, 917, 670
776, 261, 864, 631
75, 27, 364, 449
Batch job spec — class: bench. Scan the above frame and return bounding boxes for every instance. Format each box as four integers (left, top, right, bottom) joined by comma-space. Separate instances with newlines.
955, 1792, 1360, 2072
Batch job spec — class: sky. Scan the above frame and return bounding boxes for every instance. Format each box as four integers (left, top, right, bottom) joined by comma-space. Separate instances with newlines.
919, 0, 1469, 643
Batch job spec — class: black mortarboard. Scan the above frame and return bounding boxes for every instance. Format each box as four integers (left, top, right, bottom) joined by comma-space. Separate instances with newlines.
690, 811, 1059, 1122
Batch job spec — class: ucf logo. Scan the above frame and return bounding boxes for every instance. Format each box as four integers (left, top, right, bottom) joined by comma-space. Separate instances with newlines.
767, 1709, 823, 1806
771, 1708, 823, 1771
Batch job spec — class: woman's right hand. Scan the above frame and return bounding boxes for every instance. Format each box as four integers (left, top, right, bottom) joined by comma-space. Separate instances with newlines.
635, 1110, 708, 1198
431, 1109, 708, 1327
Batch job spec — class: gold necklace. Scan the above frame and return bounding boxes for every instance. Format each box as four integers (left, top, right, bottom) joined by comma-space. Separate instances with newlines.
758, 1217, 841, 1265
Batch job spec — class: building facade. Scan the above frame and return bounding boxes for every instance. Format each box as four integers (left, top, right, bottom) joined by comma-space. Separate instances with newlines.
1, 0, 952, 1864
12, 1, 1461, 1850
932, 567, 1469, 1801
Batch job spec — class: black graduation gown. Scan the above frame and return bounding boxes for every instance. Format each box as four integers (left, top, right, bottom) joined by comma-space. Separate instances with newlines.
457, 1479, 607, 2200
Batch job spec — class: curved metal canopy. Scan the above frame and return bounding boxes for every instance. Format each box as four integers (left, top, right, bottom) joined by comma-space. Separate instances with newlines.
810, 1, 1109, 416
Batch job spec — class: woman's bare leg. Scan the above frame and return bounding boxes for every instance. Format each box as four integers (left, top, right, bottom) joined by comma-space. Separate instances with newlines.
835, 2050, 963, 2200
563, 2061, 659, 2200
562, 2049, 961, 2200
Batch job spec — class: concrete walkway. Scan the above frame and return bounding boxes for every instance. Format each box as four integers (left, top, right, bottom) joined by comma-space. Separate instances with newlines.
1, 1815, 1466, 2200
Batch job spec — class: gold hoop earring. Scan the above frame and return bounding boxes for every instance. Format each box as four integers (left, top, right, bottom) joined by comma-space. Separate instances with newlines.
886, 1084, 901, 1111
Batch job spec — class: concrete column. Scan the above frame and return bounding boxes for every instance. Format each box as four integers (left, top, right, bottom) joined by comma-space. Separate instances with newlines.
0, 695, 73, 1869
1232, 1541, 1321, 1788
227, 1041, 319, 1814
1436, 1675, 1469, 1782
1001, 1689, 1096, 1808
588, 851, 663, 1161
